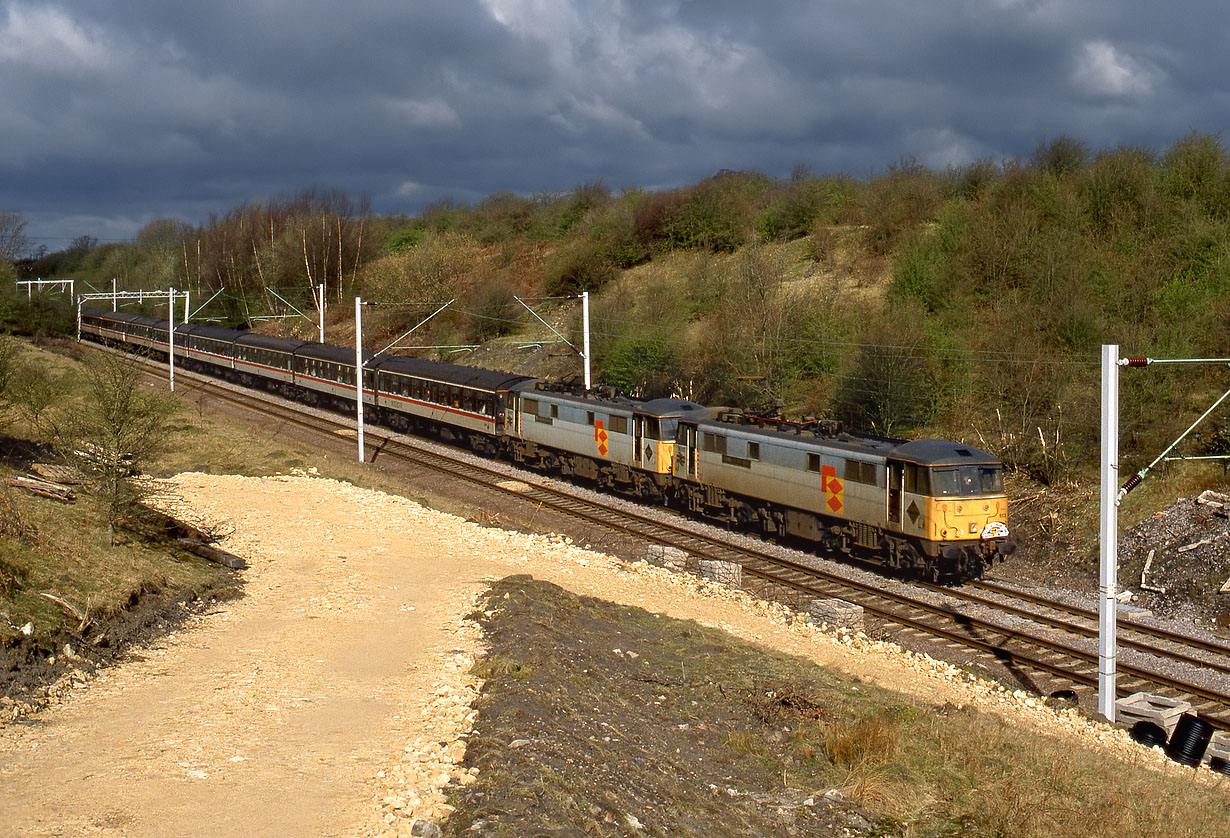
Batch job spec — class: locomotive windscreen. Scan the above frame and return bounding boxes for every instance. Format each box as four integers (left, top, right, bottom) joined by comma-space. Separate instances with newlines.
929, 466, 1003, 497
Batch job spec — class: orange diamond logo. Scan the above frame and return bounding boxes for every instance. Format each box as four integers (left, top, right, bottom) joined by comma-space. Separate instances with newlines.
595, 420, 608, 457
821, 465, 843, 513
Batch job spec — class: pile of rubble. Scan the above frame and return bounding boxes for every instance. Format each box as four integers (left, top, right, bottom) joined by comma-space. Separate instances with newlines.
1119, 490, 1230, 626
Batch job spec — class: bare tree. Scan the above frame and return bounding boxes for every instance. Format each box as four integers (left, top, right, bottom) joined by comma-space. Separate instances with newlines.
1, 212, 30, 284
0, 211, 30, 262
52, 352, 177, 543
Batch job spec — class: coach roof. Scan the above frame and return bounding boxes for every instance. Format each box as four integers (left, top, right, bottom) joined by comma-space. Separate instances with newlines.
373, 354, 533, 391
233, 332, 308, 354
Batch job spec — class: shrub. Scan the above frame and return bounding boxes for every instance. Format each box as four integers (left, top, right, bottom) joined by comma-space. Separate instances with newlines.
465, 278, 522, 343
598, 331, 681, 399
586, 191, 650, 269
633, 190, 688, 246
636, 172, 768, 254
553, 180, 612, 236
542, 238, 618, 296
857, 161, 944, 256
754, 177, 836, 241
386, 227, 425, 253
1080, 145, 1161, 234
361, 232, 484, 303
1160, 132, 1227, 209
1031, 135, 1090, 177
472, 192, 537, 242
892, 231, 949, 313
944, 158, 1000, 201
830, 313, 938, 436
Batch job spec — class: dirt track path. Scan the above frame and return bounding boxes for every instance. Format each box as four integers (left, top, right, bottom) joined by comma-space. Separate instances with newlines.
0, 474, 489, 837
0, 472, 1165, 836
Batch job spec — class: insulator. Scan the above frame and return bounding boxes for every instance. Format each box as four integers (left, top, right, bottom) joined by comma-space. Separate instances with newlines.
1120, 473, 1143, 495
1122, 357, 1150, 367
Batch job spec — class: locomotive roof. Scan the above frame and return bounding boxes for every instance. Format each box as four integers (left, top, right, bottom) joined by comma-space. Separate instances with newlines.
886, 438, 1000, 466
693, 415, 1001, 466
508, 385, 715, 418
637, 398, 714, 418
511, 381, 633, 411
372, 354, 533, 392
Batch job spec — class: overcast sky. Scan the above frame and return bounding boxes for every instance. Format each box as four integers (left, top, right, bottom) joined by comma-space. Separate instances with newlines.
3, 0, 1227, 250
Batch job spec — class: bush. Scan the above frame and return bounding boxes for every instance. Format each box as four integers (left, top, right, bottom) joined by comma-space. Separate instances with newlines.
754, 177, 838, 241
386, 227, 425, 253
0, 293, 75, 337
361, 232, 484, 303
598, 331, 681, 399
1031, 136, 1089, 177
633, 190, 688, 246
1160, 132, 1230, 214
52, 351, 178, 541
586, 191, 650, 269
542, 238, 618, 296
1080, 146, 1161, 234
944, 158, 999, 201
552, 180, 612, 236
465, 278, 522, 343
857, 161, 944, 256
892, 231, 949, 313
830, 314, 938, 437
635, 172, 768, 254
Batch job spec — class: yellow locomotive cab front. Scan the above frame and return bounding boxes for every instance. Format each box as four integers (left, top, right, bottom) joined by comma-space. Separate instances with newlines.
927, 495, 1009, 543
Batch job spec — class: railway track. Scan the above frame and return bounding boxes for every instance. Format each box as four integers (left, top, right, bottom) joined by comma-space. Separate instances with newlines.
147, 357, 1230, 731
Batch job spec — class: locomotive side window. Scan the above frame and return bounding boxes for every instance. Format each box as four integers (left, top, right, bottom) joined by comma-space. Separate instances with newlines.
843, 459, 877, 485
905, 464, 930, 494
523, 397, 539, 414
807, 453, 820, 472
747, 441, 760, 461
701, 433, 726, 455
609, 415, 628, 434
586, 411, 595, 426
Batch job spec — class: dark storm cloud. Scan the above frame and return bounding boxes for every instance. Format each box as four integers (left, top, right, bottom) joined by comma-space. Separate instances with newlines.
2, 0, 1228, 247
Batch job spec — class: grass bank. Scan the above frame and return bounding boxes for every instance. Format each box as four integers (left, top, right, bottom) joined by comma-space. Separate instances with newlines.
450, 575, 1230, 837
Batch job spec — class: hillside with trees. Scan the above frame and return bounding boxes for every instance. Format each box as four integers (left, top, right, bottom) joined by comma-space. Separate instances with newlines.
8, 134, 1230, 578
